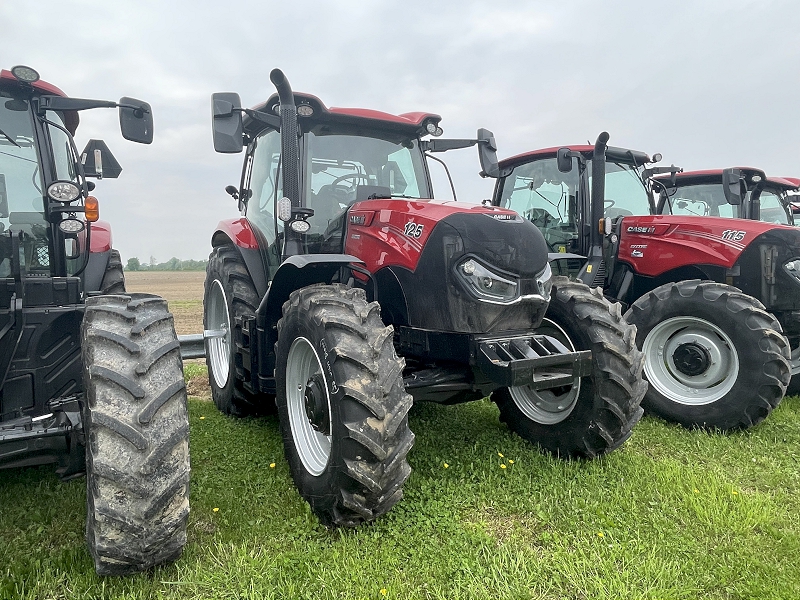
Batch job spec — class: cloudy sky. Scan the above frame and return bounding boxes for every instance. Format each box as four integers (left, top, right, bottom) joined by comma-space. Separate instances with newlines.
2, 0, 798, 262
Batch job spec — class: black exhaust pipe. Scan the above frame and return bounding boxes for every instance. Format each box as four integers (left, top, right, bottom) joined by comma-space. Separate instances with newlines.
576, 131, 609, 287
270, 68, 300, 208
270, 68, 302, 258
590, 131, 609, 251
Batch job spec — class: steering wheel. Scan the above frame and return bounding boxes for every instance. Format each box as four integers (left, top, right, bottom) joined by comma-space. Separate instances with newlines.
329, 173, 371, 188
604, 199, 616, 210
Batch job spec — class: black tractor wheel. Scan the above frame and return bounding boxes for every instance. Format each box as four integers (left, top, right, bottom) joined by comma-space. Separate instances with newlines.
492, 277, 646, 458
275, 284, 414, 527
99, 249, 125, 294
204, 244, 268, 416
81, 293, 190, 576
625, 280, 790, 430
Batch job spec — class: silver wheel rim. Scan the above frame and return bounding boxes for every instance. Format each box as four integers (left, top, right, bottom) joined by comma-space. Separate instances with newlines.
642, 316, 739, 405
509, 318, 581, 424
286, 337, 332, 476
205, 279, 231, 389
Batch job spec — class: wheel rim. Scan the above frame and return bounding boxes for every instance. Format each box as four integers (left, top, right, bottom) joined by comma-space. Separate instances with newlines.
642, 316, 739, 405
286, 337, 332, 476
205, 279, 231, 388
509, 318, 581, 424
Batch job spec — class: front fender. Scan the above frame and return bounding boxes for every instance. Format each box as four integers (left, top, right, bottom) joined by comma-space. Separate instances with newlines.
257, 254, 364, 330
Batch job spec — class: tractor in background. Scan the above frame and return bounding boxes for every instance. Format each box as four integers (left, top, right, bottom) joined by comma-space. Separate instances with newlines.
0, 66, 190, 575
205, 69, 646, 527
489, 134, 799, 431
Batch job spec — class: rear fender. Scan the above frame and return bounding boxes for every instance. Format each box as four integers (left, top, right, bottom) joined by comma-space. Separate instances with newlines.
84, 221, 113, 292
212, 219, 268, 298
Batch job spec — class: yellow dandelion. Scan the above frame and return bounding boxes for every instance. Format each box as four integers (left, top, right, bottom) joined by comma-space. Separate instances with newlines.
694, 488, 700, 494
380, 589, 387, 597
508, 459, 514, 464
443, 463, 449, 468
200, 416, 206, 420
500, 464, 507, 469
213, 507, 219, 512
270, 463, 276, 468
498, 452, 504, 458
597, 532, 604, 538
732, 490, 739, 495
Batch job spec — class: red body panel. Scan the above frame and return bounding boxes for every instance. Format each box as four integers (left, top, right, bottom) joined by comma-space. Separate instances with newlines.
89, 220, 112, 253
344, 198, 518, 273
617, 215, 794, 276
213, 218, 259, 249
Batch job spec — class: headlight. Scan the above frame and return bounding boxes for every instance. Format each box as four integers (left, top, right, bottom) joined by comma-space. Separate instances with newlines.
536, 263, 553, 299
784, 258, 800, 281
47, 181, 81, 202
457, 257, 519, 303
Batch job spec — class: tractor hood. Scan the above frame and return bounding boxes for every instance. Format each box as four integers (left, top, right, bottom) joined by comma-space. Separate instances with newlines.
617, 214, 800, 277
345, 198, 552, 334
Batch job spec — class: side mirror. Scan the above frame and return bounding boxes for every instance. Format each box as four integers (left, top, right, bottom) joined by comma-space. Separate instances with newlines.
80, 139, 122, 179
477, 128, 503, 179
118, 97, 154, 144
212, 92, 244, 153
556, 148, 573, 173
722, 168, 744, 205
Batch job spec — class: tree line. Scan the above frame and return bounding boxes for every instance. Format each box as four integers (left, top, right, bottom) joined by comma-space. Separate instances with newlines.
125, 256, 208, 271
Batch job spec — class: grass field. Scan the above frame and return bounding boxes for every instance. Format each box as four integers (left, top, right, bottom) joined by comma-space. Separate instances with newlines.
1, 273, 799, 599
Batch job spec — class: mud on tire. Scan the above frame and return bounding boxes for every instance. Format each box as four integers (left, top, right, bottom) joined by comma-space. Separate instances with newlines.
625, 279, 790, 431
492, 277, 646, 458
275, 284, 414, 527
204, 244, 269, 416
81, 293, 190, 575
99, 249, 125, 295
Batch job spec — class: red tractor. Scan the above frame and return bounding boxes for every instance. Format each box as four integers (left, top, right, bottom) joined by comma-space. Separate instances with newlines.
489, 133, 798, 431
205, 70, 646, 527
0, 66, 190, 575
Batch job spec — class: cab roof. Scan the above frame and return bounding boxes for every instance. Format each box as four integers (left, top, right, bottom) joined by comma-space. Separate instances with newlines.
244, 91, 441, 140
655, 169, 800, 192
0, 69, 78, 134
499, 145, 653, 170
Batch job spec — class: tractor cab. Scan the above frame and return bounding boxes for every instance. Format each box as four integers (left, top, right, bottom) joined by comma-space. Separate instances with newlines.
0, 66, 152, 287
653, 168, 800, 225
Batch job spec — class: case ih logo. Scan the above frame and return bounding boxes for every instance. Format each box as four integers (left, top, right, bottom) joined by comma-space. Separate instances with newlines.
490, 213, 516, 221
350, 214, 367, 225
627, 226, 656, 234
721, 230, 746, 242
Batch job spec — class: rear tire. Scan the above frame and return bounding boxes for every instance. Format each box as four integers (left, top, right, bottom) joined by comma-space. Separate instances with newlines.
625, 280, 790, 430
99, 249, 125, 295
275, 284, 414, 527
204, 245, 269, 416
81, 293, 190, 575
492, 277, 646, 458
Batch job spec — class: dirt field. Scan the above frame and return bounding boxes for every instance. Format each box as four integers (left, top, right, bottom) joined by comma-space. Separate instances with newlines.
125, 271, 205, 336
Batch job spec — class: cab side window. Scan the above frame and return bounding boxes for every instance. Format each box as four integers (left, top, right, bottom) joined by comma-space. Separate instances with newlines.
244, 129, 282, 278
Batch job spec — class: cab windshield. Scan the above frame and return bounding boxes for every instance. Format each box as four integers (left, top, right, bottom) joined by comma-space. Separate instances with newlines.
588, 160, 651, 218
304, 131, 430, 234
0, 91, 50, 276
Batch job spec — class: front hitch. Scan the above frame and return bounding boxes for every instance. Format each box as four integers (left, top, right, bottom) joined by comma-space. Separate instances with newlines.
475, 334, 591, 390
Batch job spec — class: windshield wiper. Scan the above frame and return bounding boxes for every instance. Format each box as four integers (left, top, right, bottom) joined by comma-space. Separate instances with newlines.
0, 127, 20, 148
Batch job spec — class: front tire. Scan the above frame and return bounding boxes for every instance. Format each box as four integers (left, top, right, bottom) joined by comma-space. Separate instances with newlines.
492, 277, 646, 458
81, 293, 190, 575
625, 280, 790, 430
204, 245, 266, 416
275, 284, 414, 527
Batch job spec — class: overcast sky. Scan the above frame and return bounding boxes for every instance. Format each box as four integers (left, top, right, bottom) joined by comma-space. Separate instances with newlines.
2, 0, 798, 262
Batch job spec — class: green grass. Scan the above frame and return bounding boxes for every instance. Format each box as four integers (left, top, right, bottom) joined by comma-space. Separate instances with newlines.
2, 368, 799, 599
